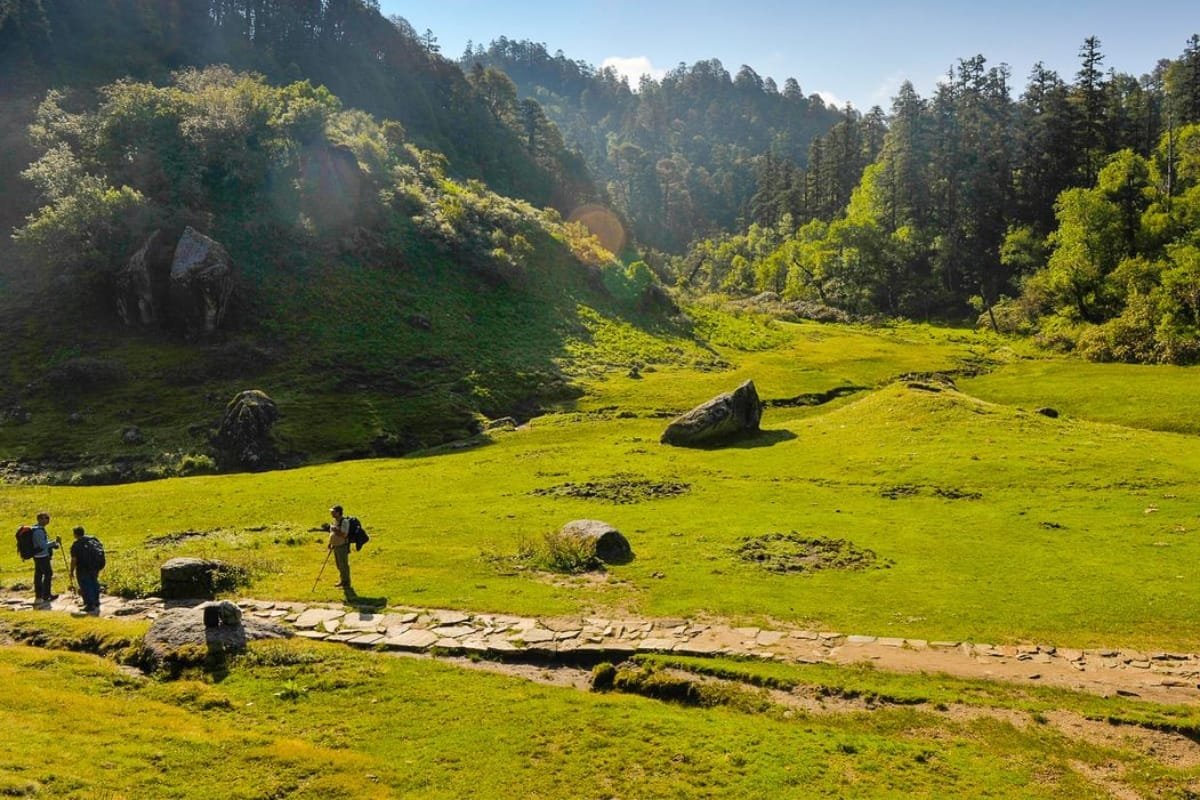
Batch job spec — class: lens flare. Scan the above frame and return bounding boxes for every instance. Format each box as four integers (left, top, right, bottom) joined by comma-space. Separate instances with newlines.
567, 204, 626, 256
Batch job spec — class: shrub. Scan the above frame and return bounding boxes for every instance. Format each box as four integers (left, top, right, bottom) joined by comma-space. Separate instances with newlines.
535, 530, 600, 573
590, 662, 616, 691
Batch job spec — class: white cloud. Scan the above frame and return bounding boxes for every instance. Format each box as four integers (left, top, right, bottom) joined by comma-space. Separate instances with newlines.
868, 71, 908, 109
600, 56, 666, 88
815, 90, 846, 109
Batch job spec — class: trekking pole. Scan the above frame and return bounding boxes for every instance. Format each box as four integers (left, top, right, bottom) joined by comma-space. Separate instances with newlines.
310, 548, 332, 594
58, 542, 74, 595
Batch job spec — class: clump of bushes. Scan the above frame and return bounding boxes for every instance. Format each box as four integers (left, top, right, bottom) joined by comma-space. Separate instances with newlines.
484, 530, 602, 575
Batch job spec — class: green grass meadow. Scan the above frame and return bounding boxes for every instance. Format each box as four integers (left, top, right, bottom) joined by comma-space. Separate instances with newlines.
3, 319, 1200, 648
5, 316, 1200, 797
3, 613, 1198, 799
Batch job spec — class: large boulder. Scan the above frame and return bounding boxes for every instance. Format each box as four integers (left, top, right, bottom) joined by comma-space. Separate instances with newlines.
169, 227, 235, 337
115, 230, 164, 326
559, 519, 633, 563
215, 389, 278, 467
160, 557, 223, 600
661, 380, 763, 447
143, 602, 291, 666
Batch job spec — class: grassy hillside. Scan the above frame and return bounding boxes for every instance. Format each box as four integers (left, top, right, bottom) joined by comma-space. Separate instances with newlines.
0, 67, 683, 481
4, 320, 1198, 651
3, 613, 1199, 798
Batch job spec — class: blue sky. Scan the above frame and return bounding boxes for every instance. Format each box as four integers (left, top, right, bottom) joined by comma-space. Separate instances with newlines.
380, 1, 1198, 110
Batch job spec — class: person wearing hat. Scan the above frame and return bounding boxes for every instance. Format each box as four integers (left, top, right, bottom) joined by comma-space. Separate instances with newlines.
327, 505, 353, 593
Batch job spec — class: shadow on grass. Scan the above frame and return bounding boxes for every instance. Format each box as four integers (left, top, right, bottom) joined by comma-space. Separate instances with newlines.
680, 429, 798, 451
346, 593, 387, 610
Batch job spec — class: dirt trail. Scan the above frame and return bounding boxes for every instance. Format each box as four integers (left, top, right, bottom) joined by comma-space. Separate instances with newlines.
3, 589, 1200, 706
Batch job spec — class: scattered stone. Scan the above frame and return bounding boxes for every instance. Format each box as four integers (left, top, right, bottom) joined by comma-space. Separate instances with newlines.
122, 426, 144, 445
558, 519, 633, 563
1035, 407, 1059, 418
661, 380, 763, 447
214, 390, 278, 468
160, 557, 224, 600
143, 604, 290, 665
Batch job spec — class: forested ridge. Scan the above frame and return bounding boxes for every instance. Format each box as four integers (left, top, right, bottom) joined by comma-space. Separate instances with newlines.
3, 0, 1200, 375
463, 39, 847, 252
678, 37, 1200, 362
0, 0, 597, 255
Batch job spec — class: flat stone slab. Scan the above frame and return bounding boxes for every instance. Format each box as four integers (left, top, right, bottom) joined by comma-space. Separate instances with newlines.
430, 610, 471, 625
513, 628, 556, 644
385, 629, 439, 650
756, 631, 785, 646
348, 633, 384, 647
294, 630, 329, 640
340, 613, 385, 632
846, 635, 877, 645
294, 608, 346, 629
431, 625, 477, 638
637, 638, 679, 651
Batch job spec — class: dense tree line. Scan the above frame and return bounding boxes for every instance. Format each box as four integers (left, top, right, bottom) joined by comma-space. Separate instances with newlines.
684, 35, 1200, 363
13, 66, 644, 308
0, 0, 596, 219
464, 40, 844, 251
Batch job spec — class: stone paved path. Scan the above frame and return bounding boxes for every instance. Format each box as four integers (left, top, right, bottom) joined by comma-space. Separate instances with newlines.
4, 591, 1200, 704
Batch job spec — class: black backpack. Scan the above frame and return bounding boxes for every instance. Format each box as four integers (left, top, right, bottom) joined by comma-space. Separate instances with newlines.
15, 526, 34, 560
347, 517, 370, 552
76, 536, 106, 572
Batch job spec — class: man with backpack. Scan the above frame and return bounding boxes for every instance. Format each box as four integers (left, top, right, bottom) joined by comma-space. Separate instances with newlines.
29, 512, 62, 604
69, 526, 105, 614
327, 505, 354, 595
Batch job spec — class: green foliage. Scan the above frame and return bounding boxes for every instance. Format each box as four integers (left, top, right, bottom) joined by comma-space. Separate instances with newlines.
7, 618, 1195, 798
1013, 125, 1200, 362
503, 530, 601, 574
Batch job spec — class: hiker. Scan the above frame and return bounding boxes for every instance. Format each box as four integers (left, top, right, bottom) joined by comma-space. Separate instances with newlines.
327, 505, 353, 594
69, 526, 105, 614
30, 512, 61, 603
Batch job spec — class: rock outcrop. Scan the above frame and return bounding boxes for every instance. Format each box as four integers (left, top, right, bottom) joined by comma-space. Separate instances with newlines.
161, 557, 224, 600
143, 602, 290, 665
660, 380, 763, 447
168, 227, 235, 337
559, 519, 633, 563
215, 389, 278, 467
115, 230, 164, 326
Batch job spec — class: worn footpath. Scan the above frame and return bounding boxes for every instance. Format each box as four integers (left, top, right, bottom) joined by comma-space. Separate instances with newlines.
4, 590, 1200, 705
